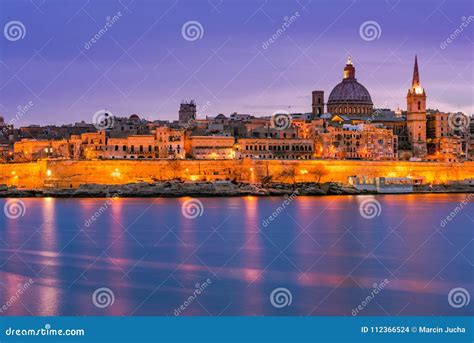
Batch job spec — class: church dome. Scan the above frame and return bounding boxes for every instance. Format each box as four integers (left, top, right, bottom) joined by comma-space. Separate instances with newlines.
327, 57, 373, 116
328, 80, 372, 103
129, 114, 140, 121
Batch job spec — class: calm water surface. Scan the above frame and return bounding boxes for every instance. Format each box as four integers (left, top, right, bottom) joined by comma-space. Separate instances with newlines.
0, 194, 472, 316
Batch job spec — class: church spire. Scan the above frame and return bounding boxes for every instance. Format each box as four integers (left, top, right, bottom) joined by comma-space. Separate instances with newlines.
412, 54, 420, 88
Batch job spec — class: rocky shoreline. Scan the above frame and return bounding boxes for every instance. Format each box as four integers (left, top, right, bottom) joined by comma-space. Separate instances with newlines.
0, 181, 473, 198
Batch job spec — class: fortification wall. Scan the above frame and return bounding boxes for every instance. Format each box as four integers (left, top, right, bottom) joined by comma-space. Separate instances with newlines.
0, 159, 473, 189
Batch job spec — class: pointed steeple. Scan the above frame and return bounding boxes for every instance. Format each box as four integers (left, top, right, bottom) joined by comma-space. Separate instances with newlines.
412, 54, 420, 88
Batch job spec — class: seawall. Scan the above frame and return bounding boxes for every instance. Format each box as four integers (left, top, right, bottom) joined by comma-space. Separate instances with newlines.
1, 159, 473, 189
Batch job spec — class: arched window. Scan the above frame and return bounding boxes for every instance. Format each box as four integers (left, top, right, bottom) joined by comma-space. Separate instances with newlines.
418, 101, 421, 110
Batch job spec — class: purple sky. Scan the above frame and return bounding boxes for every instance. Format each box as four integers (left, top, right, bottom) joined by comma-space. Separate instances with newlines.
0, 0, 473, 125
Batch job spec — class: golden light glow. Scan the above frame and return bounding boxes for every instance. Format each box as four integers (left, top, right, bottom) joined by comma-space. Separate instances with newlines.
300, 169, 308, 175
414, 86, 423, 94
111, 168, 121, 178
46, 169, 52, 177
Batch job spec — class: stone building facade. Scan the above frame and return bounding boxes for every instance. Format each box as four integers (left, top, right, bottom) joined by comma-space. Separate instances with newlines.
315, 124, 397, 160
406, 55, 427, 159
237, 138, 314, 160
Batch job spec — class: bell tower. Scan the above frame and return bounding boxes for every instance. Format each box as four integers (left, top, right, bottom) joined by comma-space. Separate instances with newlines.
406, 55, 427, 158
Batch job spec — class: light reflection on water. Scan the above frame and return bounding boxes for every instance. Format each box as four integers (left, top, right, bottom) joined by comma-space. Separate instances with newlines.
0, 194, 472, 316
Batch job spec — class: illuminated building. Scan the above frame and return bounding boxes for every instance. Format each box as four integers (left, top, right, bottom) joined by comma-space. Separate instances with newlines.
154, 127, 185, 159
327, 56, 373, 116
315, 123, 397, 160
406, 55, 427, 158
185, 135, 235, 159
237, 138, 314, 159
